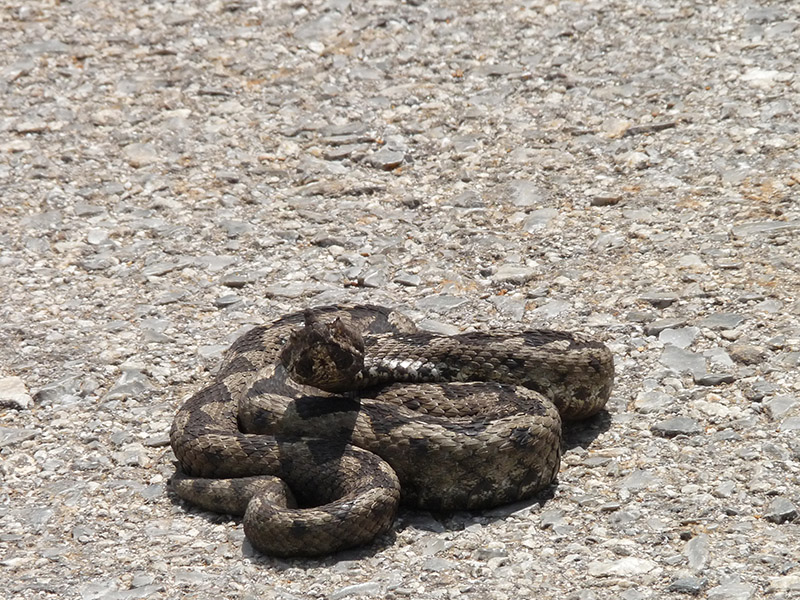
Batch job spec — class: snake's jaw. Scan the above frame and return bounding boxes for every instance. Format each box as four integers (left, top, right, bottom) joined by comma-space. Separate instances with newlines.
280, 312, 365, 392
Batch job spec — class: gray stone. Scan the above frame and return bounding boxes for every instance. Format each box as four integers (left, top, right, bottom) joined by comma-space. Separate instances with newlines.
367, 147, 404, 170
764, 396, 798, 420
220, 220, 252, 237
634, 390, 675, 414
474, 544, 508, 560
329, 582, 381, 600
122, 143, 159, 167
173, 569, 211, 585
685, 533, 710, 571
707, 581, 756, 600
506, 180, 547, 207
626, 310, 654, 323
491, 264, 537, 285
490, 295, 526, 321
216, 170, 240, 184
394, 271, 421, 286
72, 202, 106, 217
764, 497, 798, 524
587, 556, 657, 577
745, 379, 778, 401
416, 295, 468, 313
522, 208, 558, 232
220, 272, 254, 288
196, 255, 238, 271
645, 318, 689, 336
660, 345, 707, 377
753, 299, 783, 313
668, 577, 707, 594
324, 144, 368, 161
590, 232, 626, 251
706, 349, 735, 371
13, 119, 46, 133
533, 300, 570, 319
0, 376, 33, 409
697, 313, 746, 329
105, 370, 154, 400
144, 433, 170, 447
33, 375, 82, 405
620, 469, 658, 490
263, 282, 323, 298
142, 262, 182, 277
449, 190, 483, 208
731, 220, 799, 236
540, 509, 566, 528
659, 327, 699, 349
694, 373, 736, 386
214, 294, 242, 308
652, 416, 702, 437
153, 290, 187, 305
714, 480, 737, 497
639, 291, 679, 308
768, 576, 800, 593
422, 557, 455, 571
0, 426, 39, 447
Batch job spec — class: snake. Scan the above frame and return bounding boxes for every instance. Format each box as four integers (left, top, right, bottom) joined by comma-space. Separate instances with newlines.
169, 304, 614, 557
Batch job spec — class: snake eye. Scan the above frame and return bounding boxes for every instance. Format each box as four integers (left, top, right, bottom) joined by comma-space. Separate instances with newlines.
332, 349, 356, 371
293, 356, 314, 380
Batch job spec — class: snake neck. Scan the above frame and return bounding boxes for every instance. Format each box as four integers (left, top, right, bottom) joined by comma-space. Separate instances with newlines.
360, 354, 452, 387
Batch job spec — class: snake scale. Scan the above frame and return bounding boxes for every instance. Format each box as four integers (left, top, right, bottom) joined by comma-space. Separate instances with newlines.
169, 305, 614, 557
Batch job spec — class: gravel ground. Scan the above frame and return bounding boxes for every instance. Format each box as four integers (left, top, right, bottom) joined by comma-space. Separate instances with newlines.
2, 0, 800, 598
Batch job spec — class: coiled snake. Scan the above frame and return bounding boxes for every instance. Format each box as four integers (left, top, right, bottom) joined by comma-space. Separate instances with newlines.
169, 305, 614, 556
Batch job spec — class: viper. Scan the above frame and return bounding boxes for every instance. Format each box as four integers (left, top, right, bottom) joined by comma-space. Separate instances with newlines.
169, 305, 614, 556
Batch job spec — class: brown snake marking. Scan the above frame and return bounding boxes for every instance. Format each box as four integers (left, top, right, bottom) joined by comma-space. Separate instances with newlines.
169, 305, 614, 557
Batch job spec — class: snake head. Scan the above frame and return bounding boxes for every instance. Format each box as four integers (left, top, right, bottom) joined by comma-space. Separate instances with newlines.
280, 309, 365, 392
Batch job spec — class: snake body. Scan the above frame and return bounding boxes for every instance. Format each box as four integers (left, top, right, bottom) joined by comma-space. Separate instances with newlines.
169, 305, 614, 556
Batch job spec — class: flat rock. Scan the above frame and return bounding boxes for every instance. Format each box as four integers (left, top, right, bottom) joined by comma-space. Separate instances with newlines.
587, 556, 657, 577
660, 345, 707, 377
707, 581, 756, 600
122, 143, 158, 167
694, 373, 736, 386
764, 497, 798, 524
639, 291, 679, 308
697, 313, 746, 329
522, 208, 558, 232
668, 576, 707, 594
0, 426, 39, 447
659, 327, 699, 349
506, 179, 547, 206
685, 533, 710, 571
367, 147, 404, 170
329, 582, 381, 600
489, 295, 526, 320
634, 390, 675, 414
416, 295, 469, 313
491, 264, 537, 285
778, 417, 800, 431
727, 344, 765, 364
652, 416, 702, 437
645, 318, 689, 336
0, 376, 33, 409
764, 395, 798, 420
